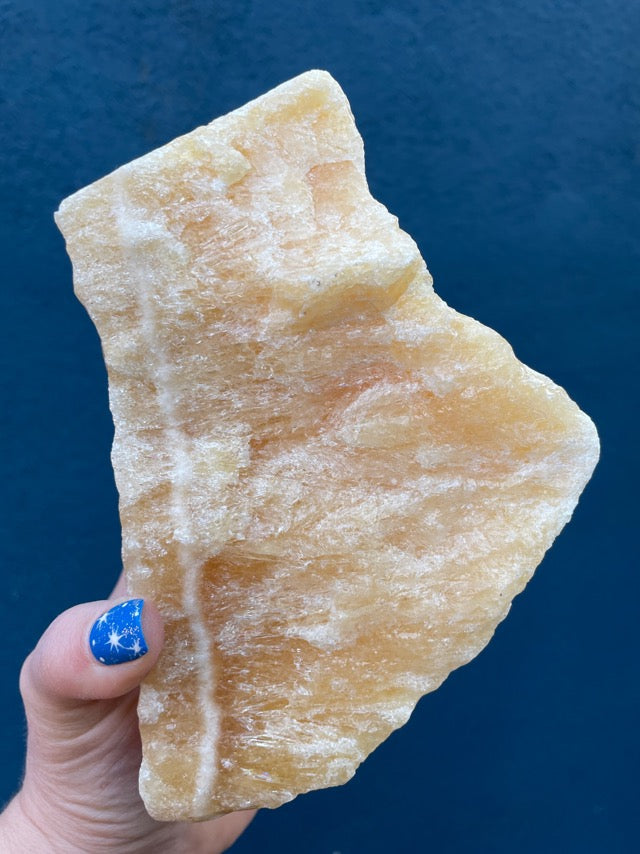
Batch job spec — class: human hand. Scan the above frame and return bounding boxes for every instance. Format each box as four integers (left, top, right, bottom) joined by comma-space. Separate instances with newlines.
0, 576, 255, 853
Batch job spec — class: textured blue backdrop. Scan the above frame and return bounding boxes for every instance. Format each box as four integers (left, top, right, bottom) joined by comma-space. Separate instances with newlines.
0, 1, 638, 852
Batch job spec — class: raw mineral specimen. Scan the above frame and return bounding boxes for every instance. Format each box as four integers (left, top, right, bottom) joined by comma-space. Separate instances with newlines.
55, 70, 599, 821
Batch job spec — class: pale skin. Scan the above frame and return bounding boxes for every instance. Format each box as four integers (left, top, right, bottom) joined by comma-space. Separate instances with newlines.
0, 573, 255, 853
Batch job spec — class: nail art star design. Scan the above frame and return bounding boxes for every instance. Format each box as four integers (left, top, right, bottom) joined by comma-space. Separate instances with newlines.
89, 599, 148, 666
108, 629, 124, 651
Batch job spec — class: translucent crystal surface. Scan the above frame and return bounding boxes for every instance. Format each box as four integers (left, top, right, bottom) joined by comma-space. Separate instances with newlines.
55, 70, 599, 821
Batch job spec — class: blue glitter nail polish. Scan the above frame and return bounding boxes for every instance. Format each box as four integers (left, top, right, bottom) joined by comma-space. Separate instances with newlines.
89, 599, 148, 665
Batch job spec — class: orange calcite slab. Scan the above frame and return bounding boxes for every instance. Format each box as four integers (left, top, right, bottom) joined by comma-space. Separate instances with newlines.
55, 70, 599, 821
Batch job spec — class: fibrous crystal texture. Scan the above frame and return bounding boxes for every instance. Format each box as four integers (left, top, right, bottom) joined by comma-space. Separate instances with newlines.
55, 70, 599, 821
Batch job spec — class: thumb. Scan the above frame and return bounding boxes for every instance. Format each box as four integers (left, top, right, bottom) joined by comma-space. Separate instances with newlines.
19, 598, 163, 748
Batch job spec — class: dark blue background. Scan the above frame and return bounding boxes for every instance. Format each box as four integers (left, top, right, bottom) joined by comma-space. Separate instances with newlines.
1, 1, 637, 851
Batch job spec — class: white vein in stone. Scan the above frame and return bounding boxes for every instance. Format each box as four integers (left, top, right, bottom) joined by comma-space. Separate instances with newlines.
112, 171, 219, 814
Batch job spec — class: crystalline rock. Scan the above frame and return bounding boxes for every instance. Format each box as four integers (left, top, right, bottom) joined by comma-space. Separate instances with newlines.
55, 70, 599, 821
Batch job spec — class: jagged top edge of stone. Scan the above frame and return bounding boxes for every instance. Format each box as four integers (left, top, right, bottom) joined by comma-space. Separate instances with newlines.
54, 69, 346, 225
